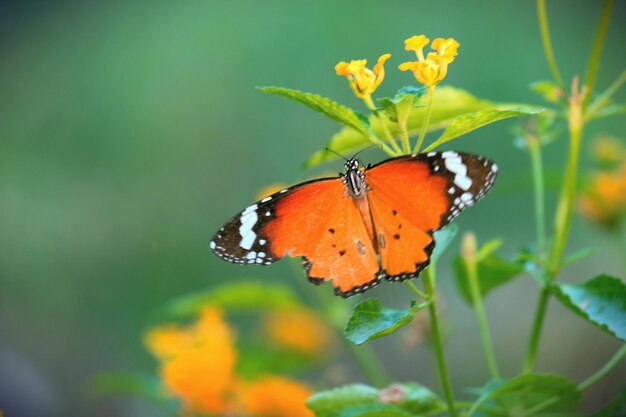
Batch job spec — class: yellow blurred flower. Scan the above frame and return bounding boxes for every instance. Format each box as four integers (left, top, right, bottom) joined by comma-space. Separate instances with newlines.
399, 35, 459, 87
590, 135, 625, 166
335, 53, 391, 99
257, 183, 288, 200
263, 309, 331, 357
578, 164, 626, 229
145, 308, 237, 415
240, 376, 314, 417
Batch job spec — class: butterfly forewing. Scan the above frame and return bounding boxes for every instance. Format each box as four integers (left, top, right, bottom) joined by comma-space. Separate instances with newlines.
365, 151, 498, 281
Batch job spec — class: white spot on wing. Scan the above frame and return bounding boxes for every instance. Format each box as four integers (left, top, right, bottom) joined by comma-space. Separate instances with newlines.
460, 192, 473, 202
246, 251, 257, 260
444, 153, 473, 191
209, 241, 216, 250
240, 232, 256, 250
261, 196, 272, 203
259, 239, 266, 245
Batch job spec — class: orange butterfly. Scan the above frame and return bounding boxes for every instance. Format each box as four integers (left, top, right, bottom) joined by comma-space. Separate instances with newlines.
210, 151, 497, 297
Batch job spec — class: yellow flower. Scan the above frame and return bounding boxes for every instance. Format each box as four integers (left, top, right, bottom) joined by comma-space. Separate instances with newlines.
590, 135, 625, 166
399, 35, 460, 87
257, 183, 288, 200
336, 53, 391, 99
263, 309, 331, 357
240, 376, 314, 417
145, 308, 238, 415
578, 164, 626, 229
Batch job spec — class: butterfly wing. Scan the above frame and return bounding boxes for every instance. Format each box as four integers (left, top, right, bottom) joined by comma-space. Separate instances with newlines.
210, 178, 381, 297
365, 151, 498, 280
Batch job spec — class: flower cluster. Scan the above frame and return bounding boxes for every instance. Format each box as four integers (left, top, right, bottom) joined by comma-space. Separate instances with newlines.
335, 34, 459, 101
399, 35, 460, 87
263, 309, 331, 357
145, 307, 316, 417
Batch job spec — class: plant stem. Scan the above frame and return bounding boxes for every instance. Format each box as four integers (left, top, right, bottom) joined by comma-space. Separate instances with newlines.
583, 0, 615, 107
586, 69, 626, 120
398, 116, 412, 154
405, 280, 428, 299
413, 86, 434, 154
465, 253, 501, 379
344, 341, 392, 387
364, 95, 402, 154
537, 0, 564, 88
522, 285, 550, 373
578, 344, 626, 390
548, 82, 583, 278
422, 267, 457, 417
528, 136, 546, 259
288, 259, 391, 386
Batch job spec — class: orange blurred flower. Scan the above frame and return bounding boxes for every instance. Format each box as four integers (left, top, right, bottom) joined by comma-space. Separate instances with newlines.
240, 376, 314, 417
263, 309, 331, 357
145, 308, 237, 415
578, 164, 626, 229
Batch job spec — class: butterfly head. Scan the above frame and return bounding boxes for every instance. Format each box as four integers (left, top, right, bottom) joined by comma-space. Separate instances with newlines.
344, 158, 361, 173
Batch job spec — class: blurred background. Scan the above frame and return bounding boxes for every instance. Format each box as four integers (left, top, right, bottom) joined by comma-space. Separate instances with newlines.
1, 0, 625, 416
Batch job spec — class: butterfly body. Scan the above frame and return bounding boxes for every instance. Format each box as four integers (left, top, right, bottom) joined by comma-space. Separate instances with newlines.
210, 152, 498, 297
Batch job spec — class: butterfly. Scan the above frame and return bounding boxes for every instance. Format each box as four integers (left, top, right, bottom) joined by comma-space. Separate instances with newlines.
209, 151, 498, 297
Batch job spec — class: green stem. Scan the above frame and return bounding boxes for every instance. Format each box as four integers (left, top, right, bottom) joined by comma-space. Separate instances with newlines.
578, 344, 626, 390
413, 86, 434, 154
405, 280, 428, 299
288, 259, 391, 386
529, 137, 546, 260
583, 0, 615, 108
364, 95, 402, 154
548, 107, 582, 277
398, 116, 412, 154
537, 0, 564, 88
522, 285, 550, 373
344, 341, 392, 387
465, 255, 501, 379
422, 268, 457, 417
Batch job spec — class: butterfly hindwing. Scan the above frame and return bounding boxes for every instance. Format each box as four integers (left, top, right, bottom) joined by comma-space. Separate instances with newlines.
365, 151, 498, 281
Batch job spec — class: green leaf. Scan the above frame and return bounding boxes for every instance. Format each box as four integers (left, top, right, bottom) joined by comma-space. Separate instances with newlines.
344, 299, 424, 345
431, 224, 458, 264
258, 86, 370, 135
307, 384, 380, 417
530, 80, 562, 103
470, 374, 580, 415
305, 86, 542, 167
453, 253, 523, 305
593, 387, 626, 417
587, 103, 626, 121
377, 86, 426, 122
424, 106, 544, 152
165, 280, 301, 317
307, 383, 444, 417
552, 274, 626, 341
563, 247, 598, 266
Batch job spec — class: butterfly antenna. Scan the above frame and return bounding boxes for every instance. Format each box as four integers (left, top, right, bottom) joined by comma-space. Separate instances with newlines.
351, 145, 377, 159
325, 147, 349, 161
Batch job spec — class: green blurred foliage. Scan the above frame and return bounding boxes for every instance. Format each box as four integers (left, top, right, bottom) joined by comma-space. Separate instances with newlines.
0, 1, 625, 416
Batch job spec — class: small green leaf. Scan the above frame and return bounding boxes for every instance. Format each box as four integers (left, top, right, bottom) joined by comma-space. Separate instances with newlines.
307, 384, 380, 417
552, 274, 626, 341
470, 374, 580, 415
392, 383, 446, 415
259, 86, 370, 135
475, 238, 503, 262
165, 281, 301, 317
453, 254, 523, 305
424, 106, 544, 152
378, 86, 426, 122
587, 103, 626, 121
431, 224, 458, 264
337, 404, 416, 417
530, 80, 562, 103
344, 299, 424, 345
593, 387, 626, 417
563, 247, 598, 266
